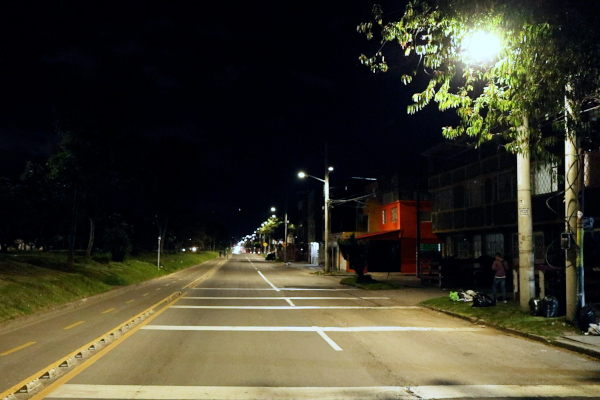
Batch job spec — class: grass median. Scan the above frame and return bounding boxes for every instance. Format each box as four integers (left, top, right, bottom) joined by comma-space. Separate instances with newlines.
0, 250, 218, 324
420, 297, 580, 341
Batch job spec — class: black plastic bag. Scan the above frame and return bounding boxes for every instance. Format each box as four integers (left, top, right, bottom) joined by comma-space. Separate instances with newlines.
472, 293, 495, 307
529, 298, 542, 316
578, 304, 597, 332
541, 296, 559, 318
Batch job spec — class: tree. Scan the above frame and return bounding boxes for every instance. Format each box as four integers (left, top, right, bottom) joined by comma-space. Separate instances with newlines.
358, 0, 600, 316
338, 234, 369, 281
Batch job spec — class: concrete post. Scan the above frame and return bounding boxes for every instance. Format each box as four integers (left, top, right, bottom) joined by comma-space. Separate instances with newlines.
517, 114, 535, 311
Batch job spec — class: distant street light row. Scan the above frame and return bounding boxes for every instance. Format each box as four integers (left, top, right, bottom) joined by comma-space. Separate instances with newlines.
238, 166, 373, 273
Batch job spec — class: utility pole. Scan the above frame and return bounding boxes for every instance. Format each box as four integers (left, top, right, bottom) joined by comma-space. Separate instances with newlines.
564, 87, 580, 322
517, 114, 535, 310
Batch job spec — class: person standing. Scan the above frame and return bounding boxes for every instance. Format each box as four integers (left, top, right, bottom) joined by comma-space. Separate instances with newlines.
492, 253, 510, 303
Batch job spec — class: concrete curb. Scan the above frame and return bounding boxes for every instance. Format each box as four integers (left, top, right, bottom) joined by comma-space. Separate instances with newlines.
423, 305, 600, 360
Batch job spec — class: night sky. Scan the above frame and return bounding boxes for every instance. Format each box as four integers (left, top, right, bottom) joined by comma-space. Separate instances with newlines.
0, 1, 456, 238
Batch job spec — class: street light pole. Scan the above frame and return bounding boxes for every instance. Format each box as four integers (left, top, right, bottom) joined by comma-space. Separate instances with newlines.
157, 236, 161, 270
284, 211, 288, 263
324, 167, 331, 273
298, 168, 333, 273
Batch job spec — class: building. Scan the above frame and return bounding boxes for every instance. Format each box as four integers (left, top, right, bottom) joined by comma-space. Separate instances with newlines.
423, 137, 600, 303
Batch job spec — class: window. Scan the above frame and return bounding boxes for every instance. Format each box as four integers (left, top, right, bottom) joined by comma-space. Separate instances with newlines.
466, 180, 482, 207
436, 188, 453, 211
498, 172, 515, 201
513, 232, 545, 264
419, 210, 432, 222
391, 207, 398, 223
444, 236, 453, 257
455, 235, 470, 258
382, 209, 387, 224
534, 233, 545, 263
473, 235, 482, 258
532, 161, 558, 195
485, 233, 504, 256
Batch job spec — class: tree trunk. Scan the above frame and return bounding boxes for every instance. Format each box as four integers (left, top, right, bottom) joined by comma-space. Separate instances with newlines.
67, 188, 78, 270
86, 218, 95, 258
157, 217, 168, 254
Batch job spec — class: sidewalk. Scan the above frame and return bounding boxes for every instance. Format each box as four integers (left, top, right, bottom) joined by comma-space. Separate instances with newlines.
286, 261, 600, 360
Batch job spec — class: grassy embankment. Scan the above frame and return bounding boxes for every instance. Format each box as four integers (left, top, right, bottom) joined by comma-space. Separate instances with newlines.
421, 297, 580, 340
0, 251, 218, 324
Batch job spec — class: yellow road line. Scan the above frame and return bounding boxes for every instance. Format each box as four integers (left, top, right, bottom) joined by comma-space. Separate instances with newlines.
142, 292, 149, 296
0, 292, 182, 400
63, 321, 85, 330
126, 300, 135, 304
32, 293, 186, 399
1, 341, 36, 356
101, 308, 115, 314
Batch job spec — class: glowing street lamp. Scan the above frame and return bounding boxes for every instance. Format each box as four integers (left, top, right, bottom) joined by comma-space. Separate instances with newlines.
298, 166, 334, 272
462, 30, 501, 64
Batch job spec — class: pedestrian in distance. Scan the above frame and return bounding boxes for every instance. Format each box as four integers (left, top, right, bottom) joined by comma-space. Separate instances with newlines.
492, 253, 510, 303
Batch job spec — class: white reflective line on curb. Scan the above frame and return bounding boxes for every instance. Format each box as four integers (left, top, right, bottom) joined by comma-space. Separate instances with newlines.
44, 384, 600, 399
257, 271, 279, 291
141, 325, 480, 332
190, 288, 360, 291
171, 305, 420, 310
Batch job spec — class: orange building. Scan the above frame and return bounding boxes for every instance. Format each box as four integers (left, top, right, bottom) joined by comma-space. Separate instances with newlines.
355, 200, 440, 274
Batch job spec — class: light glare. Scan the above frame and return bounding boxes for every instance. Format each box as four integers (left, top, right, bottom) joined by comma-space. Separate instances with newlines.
463, 31, 501, 64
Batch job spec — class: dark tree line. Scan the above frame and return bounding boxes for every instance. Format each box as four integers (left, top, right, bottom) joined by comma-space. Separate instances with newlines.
0, 123, 229, 265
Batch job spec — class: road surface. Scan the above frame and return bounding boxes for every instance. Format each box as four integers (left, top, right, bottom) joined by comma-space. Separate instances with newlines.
2, 254, 600, 399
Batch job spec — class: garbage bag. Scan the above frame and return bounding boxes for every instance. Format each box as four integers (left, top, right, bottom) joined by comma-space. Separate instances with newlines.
578, 304, 597, 332
541, 296, 559, 318
449, 291, 459, 301
472, 293, 495, 307
529, 298, 543, 316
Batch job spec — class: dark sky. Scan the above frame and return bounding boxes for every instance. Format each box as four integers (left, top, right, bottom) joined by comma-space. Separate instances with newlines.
0, 1, 455, 237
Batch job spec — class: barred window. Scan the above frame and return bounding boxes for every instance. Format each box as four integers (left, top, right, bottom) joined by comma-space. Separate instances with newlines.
466, 180, 482, 207
498, 172, 515, 201
485, 233, 504, 256
473, 235, 482, 258
455, 235, 470, 258
532, 161, 558, 195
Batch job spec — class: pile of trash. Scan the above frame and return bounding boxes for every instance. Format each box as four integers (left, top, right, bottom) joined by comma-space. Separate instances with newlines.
587, 324, 600, 336
449, 290, 495, 307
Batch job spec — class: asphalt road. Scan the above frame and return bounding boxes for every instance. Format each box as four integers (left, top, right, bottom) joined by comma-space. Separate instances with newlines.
3, 254, 600, 399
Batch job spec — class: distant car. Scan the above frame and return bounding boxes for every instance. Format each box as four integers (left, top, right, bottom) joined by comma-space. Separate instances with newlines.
265, 252, 276, 261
